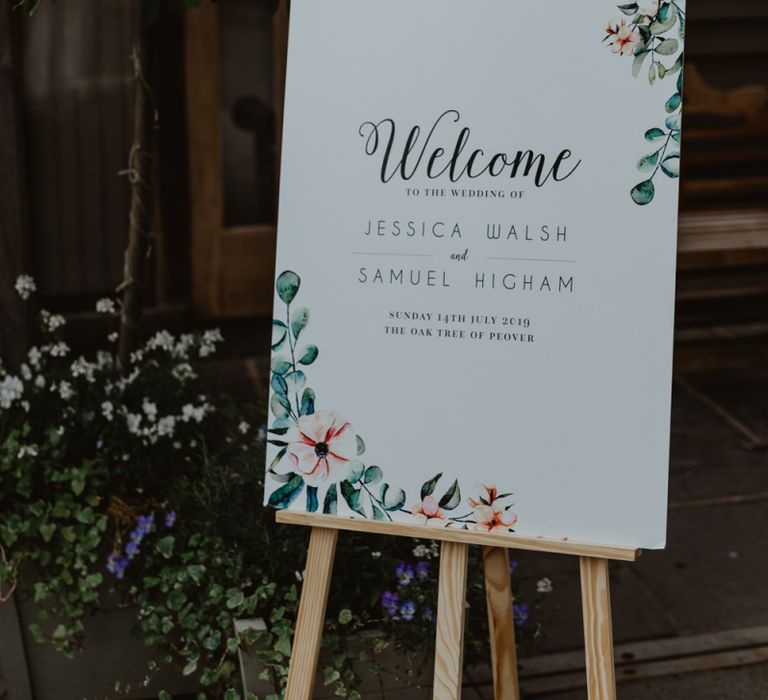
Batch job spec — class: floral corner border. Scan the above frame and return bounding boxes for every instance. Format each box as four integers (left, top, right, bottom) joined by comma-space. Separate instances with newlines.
603, 0, 685, 205
265, 270, 519, 534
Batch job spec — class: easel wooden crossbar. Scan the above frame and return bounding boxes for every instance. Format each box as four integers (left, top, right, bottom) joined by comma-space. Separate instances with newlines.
276, 511, 639, 700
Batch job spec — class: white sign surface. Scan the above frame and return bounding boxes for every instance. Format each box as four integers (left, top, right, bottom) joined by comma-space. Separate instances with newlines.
265, 0, 686, 549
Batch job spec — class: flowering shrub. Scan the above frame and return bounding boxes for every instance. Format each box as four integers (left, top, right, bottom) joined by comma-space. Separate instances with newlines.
0, 277, 552, 698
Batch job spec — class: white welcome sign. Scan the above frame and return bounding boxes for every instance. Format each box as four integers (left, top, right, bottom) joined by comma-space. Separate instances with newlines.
265, 0, 685, 549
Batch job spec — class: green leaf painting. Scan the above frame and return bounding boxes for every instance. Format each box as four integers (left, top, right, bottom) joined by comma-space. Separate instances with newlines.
265, 271, 519, 534
604, 0, 685, 205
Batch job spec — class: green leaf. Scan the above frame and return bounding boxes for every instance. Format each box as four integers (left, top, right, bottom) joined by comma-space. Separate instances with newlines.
645, 127, 666, 141
340, 480, 365, 516
298, 345, 319, 365
660, 155, 680, 178
306, 485, 319, 513
272, 320, 288, 351
346, 460, 365, 483
665, 93, 682, 113
300, 388, 315, 417
648, 61, 657, 85
271, 373, 288, 396
631, 179, 656, 206
39, 523, 56, 543
632, 50, 650, 78
276, 270, 301, 305
284, 370, 306, 394
268, 473, 305, 509
658, 2, 671, 21
71, 471, 86, 496
665, 113, 681, 131
323, 483, 338, 514
271, 356, 292, 375
421, 473, 442, 500
439, 479, 461, 510
650, 13, 677, 34
371, 504, 387, 521
617, 3, 638, 15
182, 659, 198, 676
226, 588, 245, 609
380, 484, 407, 511
672, 131, 682, 143
290, 307, 310, 340
157, 535, 175, 559
637, 151, 660, 172
363, 466, 383, 485
167, 590, 187, 611
355, 435, 366, 456
274, 635, 292, 657
338, 609, 353, 625
655, 38, 679, 55
270, 393, 292, 419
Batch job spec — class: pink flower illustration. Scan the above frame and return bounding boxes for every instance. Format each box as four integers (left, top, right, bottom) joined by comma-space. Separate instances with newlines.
412, 495, 445, 525
612, 23, 642, 56
473, 505, 518, 533
286, 409, 358, 486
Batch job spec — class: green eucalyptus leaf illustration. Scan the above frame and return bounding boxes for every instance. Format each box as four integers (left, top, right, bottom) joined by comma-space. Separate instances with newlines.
271, 356, 292, 375
672, 131, 681, 143
300, 388, 315, 417
284, 370, 306, 394
270, 393, 292, 419
660, 155, 680, 178
363, 466, 383, 485
420, 473, 442, 500
617, 2, 638, 15
356, 435, 366, 456
306, 485, 319, 513
298, 345, 319, 365
648, 61, 657, 85
645, 127, 666, 142
268, 426, 290, 435
677, 70, 683, 93
276, 270, 300, 305
637, 151, 660, 172
371, 504, 387, 521
665, 93, 682, 113
323, 483, 338, 515
650, 13, 677, 35
340, 480, 365, 515
271, 373, 288, 396
380, 483, 407, 511
346, 460, 365, 484
439, 479, 461, 510
631, 179, 656, 206
667, 53, 684, 76
665, 113, 681, 131
290, 307, 310, 340
658, 2, 671, 22
268, 473, 304, 509
655, 38, 679, 56
632, 50, 649, 78
272, 320, 288, 351
657, 63, 667, 80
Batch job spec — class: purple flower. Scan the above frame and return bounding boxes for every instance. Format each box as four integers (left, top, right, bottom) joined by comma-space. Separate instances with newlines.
513, 602, 529, 627
415, 561, 430, 580
508, 559, 518, 574
106, 552, 129, 579
395, 562, 415, 586
164, 511, 176, 528
400, 600, 416, 621
381, 591, 399, 618
124, 540, 140, 559
421, 606, 434, 622
96, 439, 104, 449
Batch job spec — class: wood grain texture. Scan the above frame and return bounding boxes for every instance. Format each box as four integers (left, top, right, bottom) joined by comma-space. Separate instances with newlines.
284, 527, 338, 700
433, 541, 469, 700
483, 546, 519, 700
580, 557, 617, 700
275, 511, 639, 561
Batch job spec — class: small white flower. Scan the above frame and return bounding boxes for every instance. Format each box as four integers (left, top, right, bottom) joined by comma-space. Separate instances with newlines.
147, 330, 175, 353
173, 441, 181, 450
371, 551, 382, 560
48, 342, 70, 357
412, 544, 430, 559
27, 346, 42, 368
107, 332, 119, 343
171, 363, 196, 383
15, 274, 36, 300
1, 375, 24, 409
71, 357, 96, 383
199, 328, 223, 357
41, 310, 66, 332
101, 400, 114, 421
238, 421, 250, 435
295, 570, 304, 582
34, 375, 46, 389
17, 444, 38, 458
21, 400, 30, 412
58, 381, 74, 401
126, 413, 142, 434
157, 415, 175, 437
142, 398, 158, 421
95, 298, 116, 314
536, 577, 553, 594
20, 364, 32, 381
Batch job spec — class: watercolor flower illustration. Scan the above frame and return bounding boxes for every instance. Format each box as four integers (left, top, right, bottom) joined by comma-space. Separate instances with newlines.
602, 0, 685, 205
266, 270, 519, 533
286, 410, 358, 486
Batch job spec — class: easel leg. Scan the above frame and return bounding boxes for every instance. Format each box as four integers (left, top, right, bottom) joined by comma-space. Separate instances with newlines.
284, 527, 338, 700
580, 557, 617, 700
433, 541, 469, 700
483, 546, 520, 700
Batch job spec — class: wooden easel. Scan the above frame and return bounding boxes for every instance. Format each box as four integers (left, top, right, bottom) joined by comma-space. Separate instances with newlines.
277, 512, 639, 700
